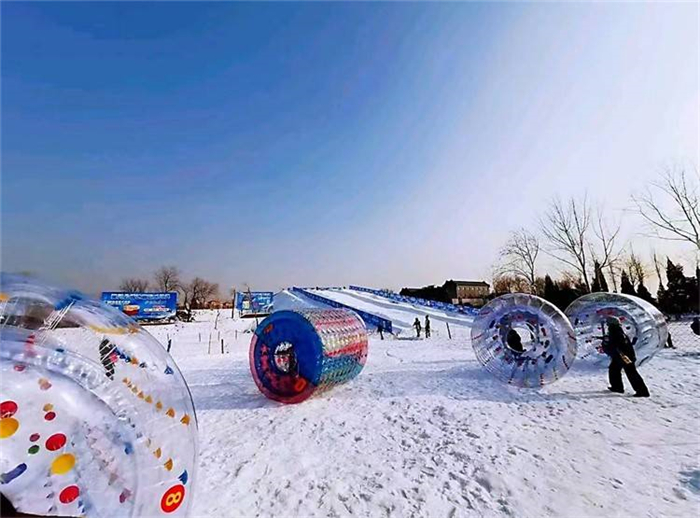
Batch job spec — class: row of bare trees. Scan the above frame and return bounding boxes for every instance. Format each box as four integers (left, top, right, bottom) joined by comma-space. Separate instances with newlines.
495, 165, 699, 297
119, 266, 220, 309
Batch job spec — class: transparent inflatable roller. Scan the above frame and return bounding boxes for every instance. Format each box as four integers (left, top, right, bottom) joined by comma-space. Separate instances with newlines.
0, 274, 197, 517
249, 309, 368, 403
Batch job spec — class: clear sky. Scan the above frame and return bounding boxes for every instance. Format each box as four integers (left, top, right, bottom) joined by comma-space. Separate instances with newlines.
1, 2, 698, 294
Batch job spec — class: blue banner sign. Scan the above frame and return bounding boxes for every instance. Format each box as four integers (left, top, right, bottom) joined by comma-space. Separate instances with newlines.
101, 292, 177, 321
236, 291, 274, 314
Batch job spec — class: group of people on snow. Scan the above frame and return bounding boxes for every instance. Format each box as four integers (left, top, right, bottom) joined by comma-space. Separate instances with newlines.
413, 315, 430, 338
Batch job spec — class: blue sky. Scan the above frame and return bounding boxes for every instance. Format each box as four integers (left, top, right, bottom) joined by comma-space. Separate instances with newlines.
1, 2, 698, 294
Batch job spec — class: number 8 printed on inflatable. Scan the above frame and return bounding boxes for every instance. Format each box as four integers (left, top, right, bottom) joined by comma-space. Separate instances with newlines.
0, 274, 198, 517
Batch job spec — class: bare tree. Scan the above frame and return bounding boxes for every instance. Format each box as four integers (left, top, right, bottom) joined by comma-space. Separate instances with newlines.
624, 248, 647, 287
498, 229, 540, 292
590, 208, 622, 291
119, 278, 149, 292
154, 266, 181, 293
492, 273, 530, 295
632, 165, 700, 250
651, 250, 666, 290
188, 278, 219, 309
541, 197, 592, 291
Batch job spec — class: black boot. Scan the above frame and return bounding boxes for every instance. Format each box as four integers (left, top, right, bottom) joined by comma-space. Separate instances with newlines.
608, 386, 624, 394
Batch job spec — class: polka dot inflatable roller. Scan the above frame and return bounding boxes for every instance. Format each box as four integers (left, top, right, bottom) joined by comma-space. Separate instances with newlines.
471, 294, 578, 388
565, 292, 668, 367
250, 309, 368, 403
0, 274, 197, 517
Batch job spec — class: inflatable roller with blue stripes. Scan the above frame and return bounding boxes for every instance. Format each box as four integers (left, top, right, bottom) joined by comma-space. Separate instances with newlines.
249, 309, 368, 403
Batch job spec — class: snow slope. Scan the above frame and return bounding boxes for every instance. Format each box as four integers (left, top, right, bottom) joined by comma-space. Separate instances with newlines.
309, 288, 474, 336
147, 311, 700, 518
272, 289, 333, 312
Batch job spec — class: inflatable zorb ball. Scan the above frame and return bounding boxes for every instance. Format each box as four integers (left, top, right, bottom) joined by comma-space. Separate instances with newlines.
471, 294, 578, 388
0, 274, 197, 517
565, 292, 668, 367
249, 309, 368, 403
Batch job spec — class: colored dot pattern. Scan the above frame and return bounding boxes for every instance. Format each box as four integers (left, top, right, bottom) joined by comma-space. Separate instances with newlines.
50, 453, 75, 475
0, 400, 18, 418
59, 485, 80, 504
0, 417, 19, 439
46, 433, 67, 451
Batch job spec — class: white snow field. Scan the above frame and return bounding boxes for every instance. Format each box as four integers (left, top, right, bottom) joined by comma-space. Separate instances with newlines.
145, 299, 700, 518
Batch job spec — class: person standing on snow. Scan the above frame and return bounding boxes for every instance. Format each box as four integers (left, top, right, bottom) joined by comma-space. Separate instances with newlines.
413, 317, 422, 338
603, 316, 649, 397
425, 315, 431, 338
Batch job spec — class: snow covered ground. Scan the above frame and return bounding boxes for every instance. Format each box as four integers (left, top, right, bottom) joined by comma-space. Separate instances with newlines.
145, 304, 700, 518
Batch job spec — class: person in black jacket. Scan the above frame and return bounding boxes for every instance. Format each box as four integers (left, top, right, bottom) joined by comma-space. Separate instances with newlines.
413, 318, 422, 338
98, 338, 116, 380
603, 317, 649, 397
424, 315, 431, 338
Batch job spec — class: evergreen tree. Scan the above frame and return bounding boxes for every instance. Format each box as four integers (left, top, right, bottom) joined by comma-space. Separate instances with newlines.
598, 266, 609, 292
591, 269, 601, 293
636, 281, 655, 304
543, 275, 557, 304
591, 261, 609, 293
620, 270, 636, 296
658, 259, 700, 315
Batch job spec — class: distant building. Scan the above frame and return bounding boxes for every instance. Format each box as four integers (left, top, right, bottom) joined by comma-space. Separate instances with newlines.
206, 300, 223, 309
442, 280, 490, 305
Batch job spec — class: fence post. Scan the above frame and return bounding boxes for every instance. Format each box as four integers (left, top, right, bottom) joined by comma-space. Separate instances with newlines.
446, 322, 452, 340
221, 339, 224, 355
199, 332, 201, 343
208, 333, 212, 354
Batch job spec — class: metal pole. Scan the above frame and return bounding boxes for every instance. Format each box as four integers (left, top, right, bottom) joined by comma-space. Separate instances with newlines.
446, 322, 452, 340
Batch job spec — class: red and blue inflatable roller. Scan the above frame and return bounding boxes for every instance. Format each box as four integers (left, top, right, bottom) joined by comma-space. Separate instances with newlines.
249, 309, 368, 403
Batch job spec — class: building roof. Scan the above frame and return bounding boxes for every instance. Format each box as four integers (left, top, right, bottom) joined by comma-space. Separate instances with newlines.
444, 280, 490, 287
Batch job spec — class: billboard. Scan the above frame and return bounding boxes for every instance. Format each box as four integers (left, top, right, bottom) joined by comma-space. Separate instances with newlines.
235, 291, 274, 315
101, 292, 177, 321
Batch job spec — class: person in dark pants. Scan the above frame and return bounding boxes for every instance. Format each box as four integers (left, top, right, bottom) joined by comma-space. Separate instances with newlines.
413, 318, 422, 338
506, 329, 524, 353
377, 322, 384, 340
664, 333, 675, 349
425, 315, 431, 338
98, 338, 115, 380
604, 317, 649, 397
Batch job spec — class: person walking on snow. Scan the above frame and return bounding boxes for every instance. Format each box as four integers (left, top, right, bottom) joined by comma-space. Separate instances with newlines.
413, 317, 422, 338
603, 316, 649, 397
425, 315, 431, 338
